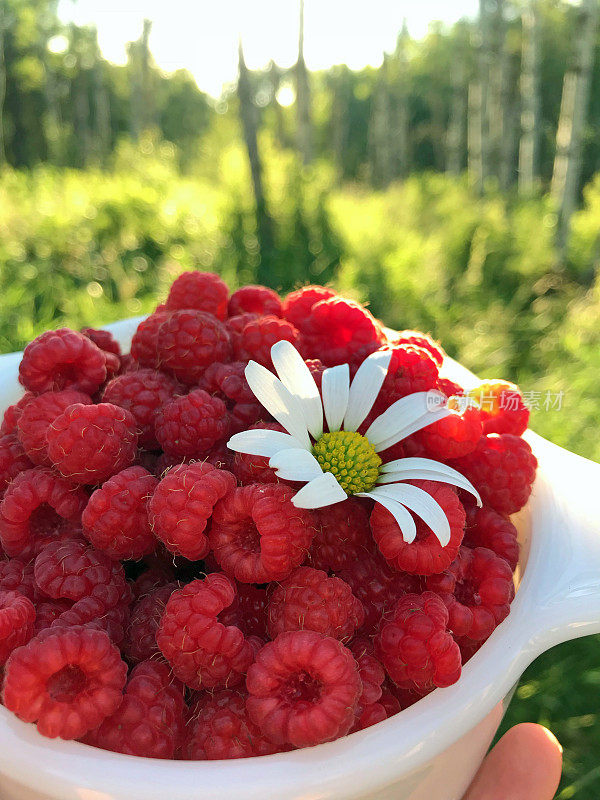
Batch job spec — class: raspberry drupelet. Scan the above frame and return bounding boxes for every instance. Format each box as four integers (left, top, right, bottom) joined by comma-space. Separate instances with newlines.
309, 498, 374, 572
1, 392, 35, 436
84, 660, 186, 759
157, 310, 231, 385
268, 566, 364, 642
426, 546, 515, 640
375, 591, 462, 692
417, 404, 482, 460
225, 313, 259, 353
281, 285, 337, 330
463, 504, 519, 571
200, 360, 255, 404
157, 573, 255, 691
2, 625, 127, 739
218, 582, 269, 640
235, 315, 299, 367
46, 402, 138, 485
370, 480, 466, 575
0, 467, 88, 558
102, 369, 184, 449
228, 285, 282, 318
123, 583, 179, 664
0, 590, 36, 663
165, 270, 229, 320
209, 483, 315, 583
130, 310, 171, 370
0, 558, 38, 602
469, 380, 530, 436
154, 389, 229, 459
16, 390, 92, 466
18, 328, 109, 395
50, 588, 132, 648
390, 330, 445, 367
80, 327, 121, 358
149, 462, 236, 560
184, 689, 280, 760
82, 466, 159, 561
450, 434, 537, 515
246, 630, 362, 748
348, 637, 386, 732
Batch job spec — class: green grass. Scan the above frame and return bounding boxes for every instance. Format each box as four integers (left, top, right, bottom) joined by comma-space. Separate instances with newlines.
1, 145, 599, 797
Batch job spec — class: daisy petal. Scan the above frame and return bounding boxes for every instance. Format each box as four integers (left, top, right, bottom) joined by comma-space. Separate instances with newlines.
291, 471, 347, 509
368, 483, 451, 547
245, 361, 311, 449
228, 430, 304, 457
373, 408, 453, 453
378, 457, 482, 505
321, 365, 350, 432
271, 341, 323, 439
269, 449, 324, 482
343, 350, 392, 432
366, 390, 446, 447
357, 492, 417, 543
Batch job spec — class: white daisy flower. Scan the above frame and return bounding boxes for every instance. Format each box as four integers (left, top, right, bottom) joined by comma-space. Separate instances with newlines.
228, 341, 481, 546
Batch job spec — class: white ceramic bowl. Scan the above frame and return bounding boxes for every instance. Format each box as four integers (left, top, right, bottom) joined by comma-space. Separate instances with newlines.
0, 317, 599, 800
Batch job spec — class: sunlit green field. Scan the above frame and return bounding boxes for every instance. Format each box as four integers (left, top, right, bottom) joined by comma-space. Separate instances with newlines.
2, 141, 600, 798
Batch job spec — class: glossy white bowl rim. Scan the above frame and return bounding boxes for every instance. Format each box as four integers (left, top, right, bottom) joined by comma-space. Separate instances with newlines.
0, 316, 599, 800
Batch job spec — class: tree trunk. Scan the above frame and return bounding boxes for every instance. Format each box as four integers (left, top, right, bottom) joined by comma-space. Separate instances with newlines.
487, 0, 507, 179
446, 53, 467, 174
392, 21, 410, 179
295, 0, 312, 165
518, 0, 541, 194
140, 19, 154, 132
237, 40, 274, 284
0, 6, 6, 165
94, 55, 111, 166
551, 0, 599, 259
368, 56, 392, 187
500, 50, 520, 190
331, 67, 349, 182
468, 0, 492, 192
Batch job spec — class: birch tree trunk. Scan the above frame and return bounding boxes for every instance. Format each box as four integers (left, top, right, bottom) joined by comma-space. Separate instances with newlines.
392, 22, 410, 179
487, 0, 507, 179
94, 55, 111, 166
446, 52, 467, 174
331, 67, 349, 182
237, 41, 274, 284
551, 0, 599, 258
468, 0, 492, 192
500, 50, 520, 190
368, 55, 392, 187
518, 0, 541, 194
295, 0, 312, 165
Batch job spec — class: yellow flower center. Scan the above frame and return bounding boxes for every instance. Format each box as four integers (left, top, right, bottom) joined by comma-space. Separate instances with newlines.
313, 431, 382, 495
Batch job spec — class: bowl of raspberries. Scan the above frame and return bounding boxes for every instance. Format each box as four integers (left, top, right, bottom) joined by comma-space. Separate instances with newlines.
0, 272, 599, 800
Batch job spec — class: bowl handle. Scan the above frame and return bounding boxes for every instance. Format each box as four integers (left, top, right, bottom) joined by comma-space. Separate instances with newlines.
520, 431, 600, 652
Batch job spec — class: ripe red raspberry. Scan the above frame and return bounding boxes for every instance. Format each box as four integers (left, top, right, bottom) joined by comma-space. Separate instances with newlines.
450, 434, 537, 515
235, 315, 299, 367
231, 422, 284, 485
373, 345, 439, 413
123, 583, 178, 663
1, 392, 35, 436
132, 561, 176, 598
246, 630, 361, 748
437, 378, 465, 399
82, 466, 158, 560
348, 638, 386, 731
130, 311, 171, 369
228, 401, 263, 435
102, 369, 183, 448
84, 660, 185, 759
304, 358, 325, 389
2, 625, 127, 739
157, 573, 254, 690
309, 498, 374, 572
157, 310, 231, 385
19, 328, 109, 395
16, 390, 92, 466
200, 361, 255, 404
417, 404, 482, 460
225, 313, 259, 353
34, 539, 126, 604
0, 434, 33, 497
268, 567, 364, 641
80, 327, 122, 358
0, 558, 37, 602
165, 271, 229, 320
463, 504, 519, 571
185, 688, 280, 759
149, 462, 235, 560
299, 296, 384, 367
375, 591, 461, 691
209, 483, 315, 583
370, 480, 466, 575
337, 552, 423, 635
51, 589, 132, 647
155, 390, 229, 459
228, 285, 282, 318
46, 402, 138, 485
469, 380, 530, 436
27, 517, 85, 562
0, 468, 87, 558
426, 546, 515, 640
218, 582, 269, 639
0, 590, 35, 663
389, 330, 445, 366
33, 599, 72, 634
281, 285, 337, 330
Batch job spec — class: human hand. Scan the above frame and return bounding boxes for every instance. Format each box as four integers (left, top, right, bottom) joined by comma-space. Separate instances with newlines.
463, 723, 563, 799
